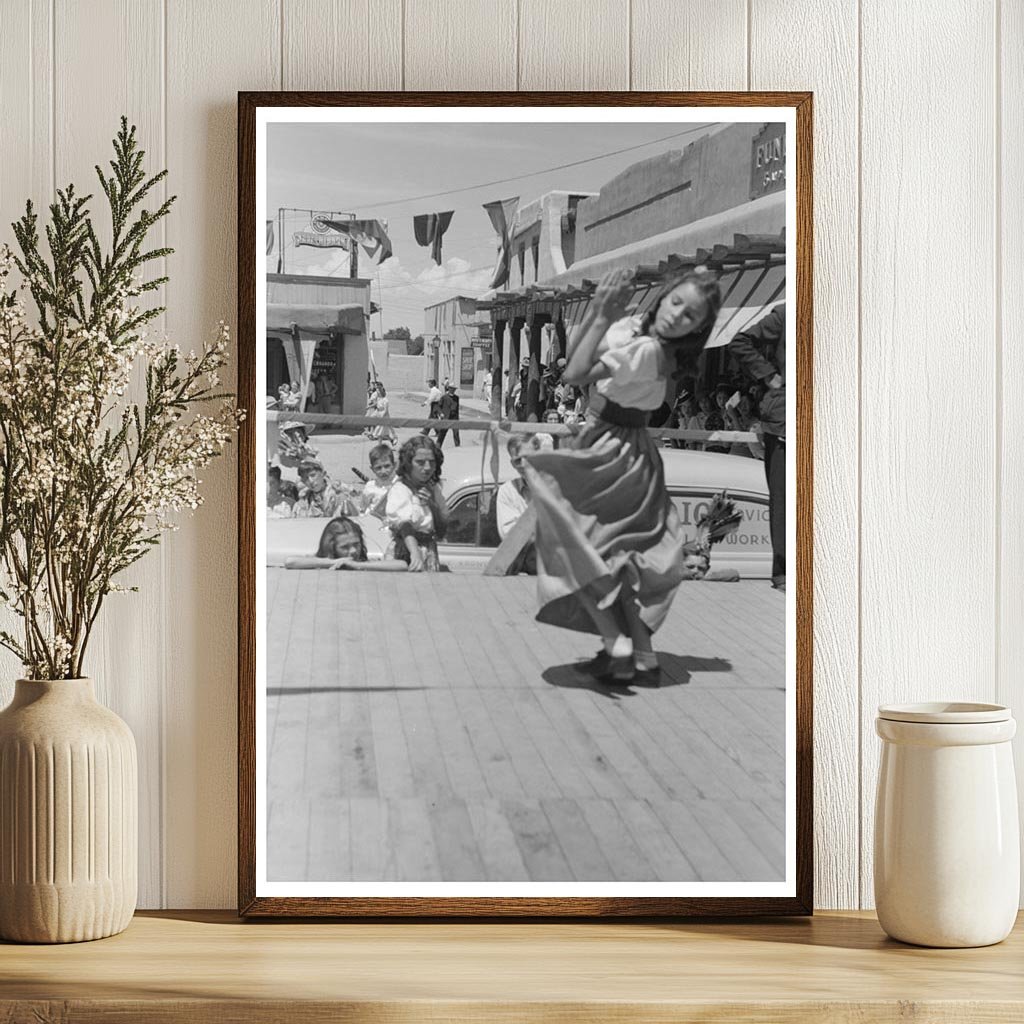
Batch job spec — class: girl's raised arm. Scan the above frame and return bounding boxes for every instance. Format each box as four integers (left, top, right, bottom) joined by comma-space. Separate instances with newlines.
563, 269, 634, 386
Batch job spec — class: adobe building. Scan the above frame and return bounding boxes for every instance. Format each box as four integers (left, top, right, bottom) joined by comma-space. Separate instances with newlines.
422, 295, 493, 396
477, 122, 787, 420
501, 190, 597, 290
266, 273, 371, 424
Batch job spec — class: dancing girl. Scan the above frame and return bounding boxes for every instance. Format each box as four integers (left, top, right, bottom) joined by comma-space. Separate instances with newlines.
523, 267, 722, 683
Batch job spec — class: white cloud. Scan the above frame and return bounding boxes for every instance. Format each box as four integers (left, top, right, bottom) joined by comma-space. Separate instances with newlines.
410, 256, 494, 299
371, 257, 496, 333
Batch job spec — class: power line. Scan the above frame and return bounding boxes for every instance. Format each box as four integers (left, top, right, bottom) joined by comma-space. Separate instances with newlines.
277, 125, 712, 270
275, 124, 713, 220
355, 125, 713, 209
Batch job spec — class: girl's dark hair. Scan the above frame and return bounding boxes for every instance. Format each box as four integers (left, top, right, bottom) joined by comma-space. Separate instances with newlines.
640, 269, 723, 379
396, 435, 443, 486
279, 480, 299, 500
315, 516, 367, 561
368, 443, 394, 467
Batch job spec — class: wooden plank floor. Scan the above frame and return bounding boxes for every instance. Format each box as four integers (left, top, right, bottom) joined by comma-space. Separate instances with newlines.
266, 572, 787, 883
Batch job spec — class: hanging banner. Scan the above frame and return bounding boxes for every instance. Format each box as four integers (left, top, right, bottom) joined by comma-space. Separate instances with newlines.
482, 196, 519, 289
266, 220, 275, 256
413, 211, 455, 265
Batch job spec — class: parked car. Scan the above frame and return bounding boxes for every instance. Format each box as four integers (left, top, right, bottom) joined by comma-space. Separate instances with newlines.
266, 443, 772, 577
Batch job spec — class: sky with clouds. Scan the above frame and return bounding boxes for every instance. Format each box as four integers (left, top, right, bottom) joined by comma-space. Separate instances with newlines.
267, 121, 714, 334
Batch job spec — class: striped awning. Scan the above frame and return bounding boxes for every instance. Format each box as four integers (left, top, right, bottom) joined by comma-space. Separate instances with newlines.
704, 262, 786, 349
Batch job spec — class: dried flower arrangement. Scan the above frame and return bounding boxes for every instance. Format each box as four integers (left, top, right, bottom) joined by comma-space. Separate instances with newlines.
0, 118, 241, 679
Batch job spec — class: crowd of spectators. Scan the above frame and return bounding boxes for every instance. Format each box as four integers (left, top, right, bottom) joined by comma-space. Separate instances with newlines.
497, 354, 767, 461
274, 435, 452, 574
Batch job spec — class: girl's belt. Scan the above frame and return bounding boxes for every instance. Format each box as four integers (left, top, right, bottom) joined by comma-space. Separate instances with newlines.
589, 394, 650, 428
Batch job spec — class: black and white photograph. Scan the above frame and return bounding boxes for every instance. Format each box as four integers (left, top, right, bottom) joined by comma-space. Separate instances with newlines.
247, 100, 805, 909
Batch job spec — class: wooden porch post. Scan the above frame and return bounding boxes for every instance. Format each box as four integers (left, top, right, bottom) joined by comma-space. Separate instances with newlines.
508, 318, 523, 418
554, 316, 567, 361
491, 318, 506, 418
525, 313, 548, 422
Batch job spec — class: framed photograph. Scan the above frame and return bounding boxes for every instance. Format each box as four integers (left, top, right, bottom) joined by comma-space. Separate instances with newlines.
238, 91, 812, 916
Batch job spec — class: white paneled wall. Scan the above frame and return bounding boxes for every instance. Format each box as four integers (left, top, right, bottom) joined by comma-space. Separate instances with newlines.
0, 0, 1016, 910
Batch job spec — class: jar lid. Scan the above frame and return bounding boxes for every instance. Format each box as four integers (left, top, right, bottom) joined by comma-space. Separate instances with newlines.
877, 702, 1011, 724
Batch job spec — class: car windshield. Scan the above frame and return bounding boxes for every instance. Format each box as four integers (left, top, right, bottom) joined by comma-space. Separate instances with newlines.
445, 488, 500, 547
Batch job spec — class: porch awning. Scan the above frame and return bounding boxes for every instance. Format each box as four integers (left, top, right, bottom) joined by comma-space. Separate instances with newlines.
528, 191, 785, 294
704, 263, 786, 349
266, 302, 366, 337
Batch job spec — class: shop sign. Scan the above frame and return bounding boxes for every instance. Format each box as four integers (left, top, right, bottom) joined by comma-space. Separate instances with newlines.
750, 123, 786, 200
293, 231, 349, 249
460, 347, 475, 387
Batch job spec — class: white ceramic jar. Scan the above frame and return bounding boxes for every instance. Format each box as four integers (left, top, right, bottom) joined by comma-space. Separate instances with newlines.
874, 702, 1019, 947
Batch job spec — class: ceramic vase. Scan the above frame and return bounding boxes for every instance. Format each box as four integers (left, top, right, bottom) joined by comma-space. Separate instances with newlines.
0, 678, 137, 943
874, 702, 1019, 948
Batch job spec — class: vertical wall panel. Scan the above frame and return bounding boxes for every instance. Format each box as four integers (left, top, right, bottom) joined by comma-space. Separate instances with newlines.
0, 3, 52, 698
164, 0, 280, 908
631, 0, 747, 90
52, 0, 167, 909
283, 0, 402, 90
751, 0, 860, 911
999, 0, 1024, 903
404, 0, 516, 90
0, 0, 52, 227
0, 0, 1015, 912
860, 0, 997, 907
519, 0, 628, 90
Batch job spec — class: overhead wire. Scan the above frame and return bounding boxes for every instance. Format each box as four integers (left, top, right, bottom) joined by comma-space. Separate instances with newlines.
337, 124, 713, 210
272, 122, 713, 257
273, 123, 716, 324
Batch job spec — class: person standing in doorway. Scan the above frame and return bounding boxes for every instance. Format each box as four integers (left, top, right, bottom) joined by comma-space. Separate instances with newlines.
727, 303, 786, 591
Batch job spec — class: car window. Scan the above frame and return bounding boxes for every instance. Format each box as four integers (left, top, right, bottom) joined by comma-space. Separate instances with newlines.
669, 491, 772, 554
445, 488, 501, 548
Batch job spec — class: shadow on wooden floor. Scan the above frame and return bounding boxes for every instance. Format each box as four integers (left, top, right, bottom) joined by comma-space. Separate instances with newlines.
541, 654, 733, 699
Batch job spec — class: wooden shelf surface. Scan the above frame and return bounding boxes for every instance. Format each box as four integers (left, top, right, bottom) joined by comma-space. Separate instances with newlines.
2, 910, 1024, 1022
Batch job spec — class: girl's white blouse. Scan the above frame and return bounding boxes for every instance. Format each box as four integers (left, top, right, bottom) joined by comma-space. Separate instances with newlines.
595, 316, 669, 411
385, 480, 435, 535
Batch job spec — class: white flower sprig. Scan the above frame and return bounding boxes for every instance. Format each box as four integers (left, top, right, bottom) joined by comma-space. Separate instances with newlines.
0, 118, 242, 679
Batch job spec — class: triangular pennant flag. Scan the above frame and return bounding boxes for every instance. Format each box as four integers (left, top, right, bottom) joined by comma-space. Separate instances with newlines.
482, 197, 519, 289
266, 219, 275, 256
413, 211, 455, 265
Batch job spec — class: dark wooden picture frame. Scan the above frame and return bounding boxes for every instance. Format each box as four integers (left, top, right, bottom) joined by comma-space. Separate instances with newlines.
238, 91, 813, 917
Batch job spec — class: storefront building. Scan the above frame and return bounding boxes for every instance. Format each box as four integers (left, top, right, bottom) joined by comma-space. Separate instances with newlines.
477, 122, 787, 420
423, 295, 493, 396
266, 273, 371, 425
